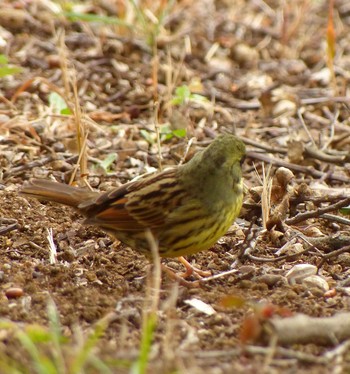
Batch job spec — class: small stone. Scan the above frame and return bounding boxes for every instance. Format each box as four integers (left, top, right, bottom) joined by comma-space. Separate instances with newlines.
307, 287, 325, 297
252, 282, 268, 291
310, 68, 331, 86
231, 43, 259, 68
275, 167, 294, 187
238, 280, 254, 289
286, 264, 317, 285
324, 289, 337, 298
239, 265, 256, 279
6, 287, 24, 299
86, 272, 97, 282
51, 160, 72, 172
302, 275, 329, 292
273, 99, 297, 117
255, 274, 287, 287
52, 142, 65, 152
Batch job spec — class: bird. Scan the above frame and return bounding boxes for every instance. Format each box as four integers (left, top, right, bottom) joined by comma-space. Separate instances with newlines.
20, 134, 246, 284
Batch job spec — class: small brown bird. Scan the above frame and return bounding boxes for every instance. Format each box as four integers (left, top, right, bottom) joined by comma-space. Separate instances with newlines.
20, 134, 246, 282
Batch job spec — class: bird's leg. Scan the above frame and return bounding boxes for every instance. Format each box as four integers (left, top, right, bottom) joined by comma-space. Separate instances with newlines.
177, 256, 212, 279
161, 264, 201, 288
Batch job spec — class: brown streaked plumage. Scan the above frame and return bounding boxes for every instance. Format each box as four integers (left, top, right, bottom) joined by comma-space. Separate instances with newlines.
20, 134, 246, 259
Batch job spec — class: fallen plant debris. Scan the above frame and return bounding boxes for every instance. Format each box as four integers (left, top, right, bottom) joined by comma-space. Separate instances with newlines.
1, 0, 350, 372
261, 313, 350, 346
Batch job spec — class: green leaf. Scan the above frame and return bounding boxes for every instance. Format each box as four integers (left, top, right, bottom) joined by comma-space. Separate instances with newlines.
0, 54, 9, 64
99, 153, 118, 173
16, 331, 52, 374
48, 92, 68, 114
160, 124, 171, 134
0, 320, 15, 329
0, 66, 22, 77
0, 55, 22, 77
140, 129, 155, 144
190, 93, 209, 103
160, 124, 186, 141
171, 85, 191, 106
172, 128, 187, 138
159, 124, 187, 141
24, 324, 51, 344
159, 124, 173, 141
60, 107, 72, 115
340, 206, 350, 215
171, 85, 208, 107
64, 12, 131, 27
70, 317, 109, 374
132, 313, 157, 374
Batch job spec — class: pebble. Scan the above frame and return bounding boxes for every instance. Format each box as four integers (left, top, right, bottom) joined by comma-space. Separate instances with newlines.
231, 43, 259, 68
51, 160, 72, 172
272, 99, 297, 117
255, 274, 287, 287
302, 275, 329, 292
6, 287, 24, 299
286, 264, 317, 285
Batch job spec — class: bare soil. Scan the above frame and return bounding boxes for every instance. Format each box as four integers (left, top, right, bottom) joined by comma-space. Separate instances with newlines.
1, 0, 350, 373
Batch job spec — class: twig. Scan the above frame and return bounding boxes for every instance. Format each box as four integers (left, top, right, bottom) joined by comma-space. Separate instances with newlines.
263, 313, 350, 345
322, 109, 339, 150
191, 345, 327, 364
28, 241, 46, 252
0, 223, 18, 235
285, 197, 350, 225
3, 155, 56, 179
290, 193, 350, 205
305, 234, 350, 253
178, 137, 195, 166
297, 108, 316, 147
237, 217, 260, 259
247, 152, 350, 183
46, 228, 57, 264
318, 245, 350, 269
300, 96, 350, 105
304, 146, 349, 164
245, 247, 311, 263
239, 136, 286, 154
199, 268, 239, 284
321, 213, 350, 226
324, 339, 350, 361
204, 90, 261, 110
263, 334, 278, 373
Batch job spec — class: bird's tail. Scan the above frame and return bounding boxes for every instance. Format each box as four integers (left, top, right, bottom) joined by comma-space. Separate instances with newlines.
20, 179, 98, 208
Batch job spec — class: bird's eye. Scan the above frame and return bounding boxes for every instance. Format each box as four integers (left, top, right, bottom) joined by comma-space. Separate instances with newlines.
214, 154, 226, 167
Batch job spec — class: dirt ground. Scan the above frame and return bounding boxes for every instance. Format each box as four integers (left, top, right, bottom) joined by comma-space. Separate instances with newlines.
1, 0, 350, 373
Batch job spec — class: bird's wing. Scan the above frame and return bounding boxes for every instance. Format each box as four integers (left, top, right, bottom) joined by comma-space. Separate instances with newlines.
81, 168, 186, 231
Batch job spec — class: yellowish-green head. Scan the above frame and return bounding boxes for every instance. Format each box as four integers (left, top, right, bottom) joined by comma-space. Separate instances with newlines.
160, 134, 246, 256
179, 134, 246, 209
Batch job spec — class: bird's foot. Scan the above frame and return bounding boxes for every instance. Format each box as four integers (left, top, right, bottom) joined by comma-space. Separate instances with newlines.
177, 256, 212, 279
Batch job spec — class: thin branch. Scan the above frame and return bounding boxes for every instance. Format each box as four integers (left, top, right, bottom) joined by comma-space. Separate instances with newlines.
247, 151, 350, 183
0, 223, 18, 235
285, 197, 350, 225
318, 245, 350, 268
321, 213, 350, 226
3, 155, 56, 179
